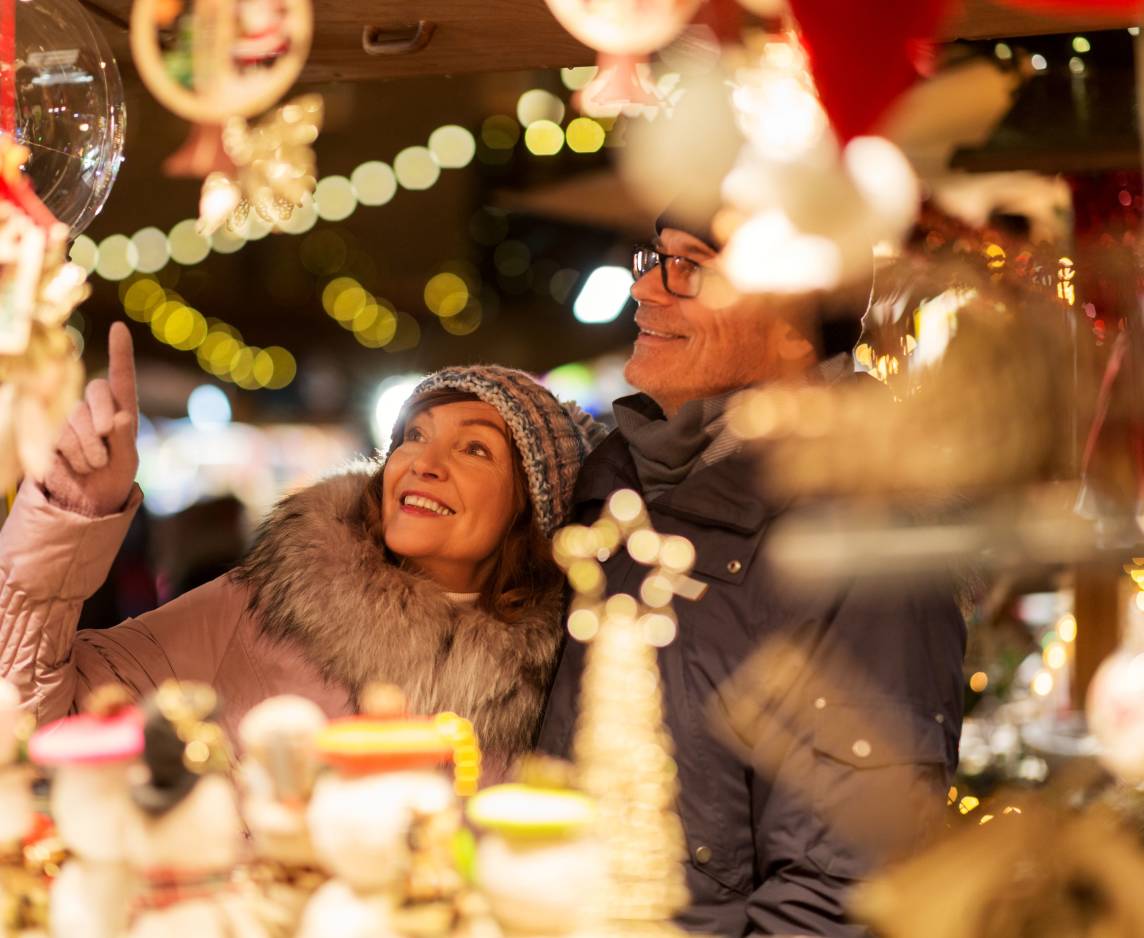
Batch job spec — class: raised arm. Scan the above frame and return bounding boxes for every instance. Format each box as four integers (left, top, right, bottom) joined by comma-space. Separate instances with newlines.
0, 324, 144, 717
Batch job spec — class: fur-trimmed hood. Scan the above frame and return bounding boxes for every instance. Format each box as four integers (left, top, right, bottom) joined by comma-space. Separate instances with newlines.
232, 462, 565, 762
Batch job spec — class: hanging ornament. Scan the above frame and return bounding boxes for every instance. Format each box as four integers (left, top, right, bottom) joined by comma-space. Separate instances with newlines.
130, 0, 316, 227
786, 0, 953, 143
0, 136, 87, 491
196, 93, 322, 236
5, 0, 126, 236
543, 0, 701, 114
718, 29, 920, 293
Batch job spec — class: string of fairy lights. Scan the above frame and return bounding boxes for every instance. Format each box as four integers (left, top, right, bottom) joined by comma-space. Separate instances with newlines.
69, 67, 613, 391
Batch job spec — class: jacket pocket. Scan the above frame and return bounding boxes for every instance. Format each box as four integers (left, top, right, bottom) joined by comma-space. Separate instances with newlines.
806, 699, 949, 881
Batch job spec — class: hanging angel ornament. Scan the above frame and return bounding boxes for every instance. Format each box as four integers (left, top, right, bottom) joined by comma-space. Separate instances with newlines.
129, 0, 318, 232
543, 0, 701, 115
0, 136, 87, 492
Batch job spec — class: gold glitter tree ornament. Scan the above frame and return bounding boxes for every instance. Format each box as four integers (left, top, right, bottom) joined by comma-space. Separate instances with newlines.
196, 94, 323, 237
554, 489, 691, 935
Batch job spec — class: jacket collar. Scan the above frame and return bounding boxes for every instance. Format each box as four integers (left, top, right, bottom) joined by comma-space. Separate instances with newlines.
576, 394, 789, 535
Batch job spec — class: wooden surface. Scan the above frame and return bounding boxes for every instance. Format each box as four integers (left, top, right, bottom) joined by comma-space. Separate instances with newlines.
1072, 567, 1125, 711
78, 0, 1141, 83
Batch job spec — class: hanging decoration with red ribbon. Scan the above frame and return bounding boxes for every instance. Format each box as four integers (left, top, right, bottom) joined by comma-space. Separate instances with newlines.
785, 0, 954, 143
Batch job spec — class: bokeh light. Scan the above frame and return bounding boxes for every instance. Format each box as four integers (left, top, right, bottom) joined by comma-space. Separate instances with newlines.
131, 227, 170, 274
315, 175, 358, 222
278, 196, 319, 235
561, 66, 598, 90
351, 161, 398, 206
168, 220, 211, 266
566, 117, 606, 153
428, 125, 477, 169
209, 228, 246, 255
187, 385, 232, 429
439, 301, 481, 336
517, 89, 566, 127
424, 272, 469, 318
96, 234, 138, 281
69, 235, 99, 274
371, 374, 424, 445
394, 147, 441, 190
524, 120, 565, 156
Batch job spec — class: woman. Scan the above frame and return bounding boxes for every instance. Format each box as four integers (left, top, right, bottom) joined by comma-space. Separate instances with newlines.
0, 325, 593, 767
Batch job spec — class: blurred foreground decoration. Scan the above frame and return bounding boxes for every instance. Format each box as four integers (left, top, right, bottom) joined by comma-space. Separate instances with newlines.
541, 0, 699, 115
196, 94, 323, 237
129, 0, 318, 225
854, 797, 1144, 938
554, 490, 694, 933
0, 137, 86, 491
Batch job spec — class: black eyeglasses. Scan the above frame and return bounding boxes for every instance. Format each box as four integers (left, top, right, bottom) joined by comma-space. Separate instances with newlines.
631, 243, 706, 299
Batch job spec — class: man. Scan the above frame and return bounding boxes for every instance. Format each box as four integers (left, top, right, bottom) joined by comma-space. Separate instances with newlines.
537, 219, 966, 936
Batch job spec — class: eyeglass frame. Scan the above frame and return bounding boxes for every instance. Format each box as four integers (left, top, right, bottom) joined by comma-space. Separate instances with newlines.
631, 242, 711, 299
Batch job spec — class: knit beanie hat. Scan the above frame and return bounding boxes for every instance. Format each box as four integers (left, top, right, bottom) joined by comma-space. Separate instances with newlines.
390, 366, 601, 537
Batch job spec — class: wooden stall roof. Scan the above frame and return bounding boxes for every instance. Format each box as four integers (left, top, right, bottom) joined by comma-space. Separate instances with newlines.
79, 0, 1140, 83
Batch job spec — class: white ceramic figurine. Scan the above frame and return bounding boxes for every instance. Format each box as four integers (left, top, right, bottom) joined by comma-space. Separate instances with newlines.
238, 694, 328, 938
124, 680, 266, 938
29, 684, 144, 938
296, 686, 462, 938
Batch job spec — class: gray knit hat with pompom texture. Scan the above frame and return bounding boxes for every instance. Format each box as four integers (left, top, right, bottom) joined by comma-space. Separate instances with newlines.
390, 366, 604, 537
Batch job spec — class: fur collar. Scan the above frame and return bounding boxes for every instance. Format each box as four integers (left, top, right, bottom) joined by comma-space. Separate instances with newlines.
232, 462, 565, 762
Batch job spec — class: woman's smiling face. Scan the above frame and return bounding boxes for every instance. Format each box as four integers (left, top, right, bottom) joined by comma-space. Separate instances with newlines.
382, 399, 521, 593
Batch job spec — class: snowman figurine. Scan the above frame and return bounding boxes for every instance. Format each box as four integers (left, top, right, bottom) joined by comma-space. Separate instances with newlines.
124, 680, 265, 938
0, 677, 43, 936
296, 685, 464, 938
28, 685, 144, 938
466, 759, 603, 938
237, 695, 328, 938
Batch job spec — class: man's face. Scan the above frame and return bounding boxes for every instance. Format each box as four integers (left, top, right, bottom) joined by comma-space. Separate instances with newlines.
625, 228, 802, 415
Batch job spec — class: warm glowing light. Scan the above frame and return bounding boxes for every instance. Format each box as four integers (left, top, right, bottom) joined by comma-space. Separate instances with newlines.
1072, 35, 1091, 53
517, 88, 566, 127
439, 303, 481, 336
424, 273, 469, 318
722, 211, 841, 293
314, 175, 358, 222
568, 607, 600, 642
96, 234, 138, 281
1031, 54, 1048, 71
168, 220, 211, 266
209, 229, 246, 255
560, 66, 598, 90
566, 117, 606, 153
994, 42, 1013, 60
278, 196, 318, 235
254, 346, 297, 389
958, 796, 980, 814
394, 146, 441, 190
131, 227, 170, 274
1044, 642, 1068, 671
428, 125, 476, 169
351, 161, 397, 206
524, 120, 565, 156
69, 235, 99, 274
354, 303, 398, 349
1136, 591, 1144, 613
1058, 614, 1077, 643
1032, 670, 1054, 697
1069, 56, 1085, 75
122, 278, 165, 323
969, 671, 988, 693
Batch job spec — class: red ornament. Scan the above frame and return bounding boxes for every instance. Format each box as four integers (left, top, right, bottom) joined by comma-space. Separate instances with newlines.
787, 0, 953, 142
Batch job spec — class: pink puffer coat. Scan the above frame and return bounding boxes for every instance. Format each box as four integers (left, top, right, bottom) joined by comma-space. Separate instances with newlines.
0, 467, 564, 759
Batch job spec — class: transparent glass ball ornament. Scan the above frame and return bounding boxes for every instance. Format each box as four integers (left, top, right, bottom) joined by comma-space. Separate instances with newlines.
9, 0, 126, 236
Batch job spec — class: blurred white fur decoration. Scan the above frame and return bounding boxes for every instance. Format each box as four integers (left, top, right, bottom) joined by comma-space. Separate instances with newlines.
719, 31, 920, 293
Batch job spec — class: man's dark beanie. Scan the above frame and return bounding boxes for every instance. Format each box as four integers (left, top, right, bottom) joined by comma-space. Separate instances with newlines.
654, 204, 869, 359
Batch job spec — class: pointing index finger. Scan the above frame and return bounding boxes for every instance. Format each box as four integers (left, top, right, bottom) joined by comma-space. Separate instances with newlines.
107, 322, 138, 424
